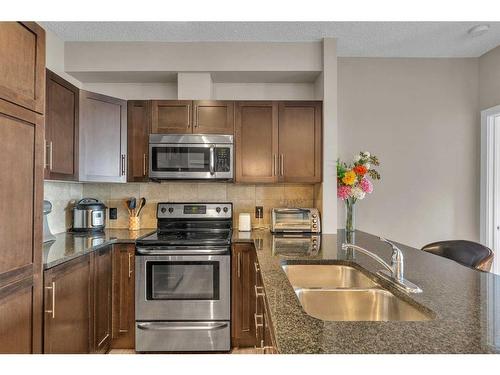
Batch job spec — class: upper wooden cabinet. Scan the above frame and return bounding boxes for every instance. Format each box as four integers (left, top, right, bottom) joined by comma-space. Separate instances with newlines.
151, 100, 192, 134
235, 102, 278, 183
193, 100, 234, 134
0, 22, 45, 114
111, 244, 135, 349
278, 101, 322, 183
43, 255, 91, 354
235, 101, 322, 183
45, 69, 79, 181
79, 91, 127, 182
151, 100, 234, 135
127, 101, 150, 182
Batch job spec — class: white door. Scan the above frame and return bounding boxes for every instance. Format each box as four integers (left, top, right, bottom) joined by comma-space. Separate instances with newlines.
481, 105, 500, 275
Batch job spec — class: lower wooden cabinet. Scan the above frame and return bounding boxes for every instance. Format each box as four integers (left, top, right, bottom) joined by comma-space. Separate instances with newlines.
231, 243, 277, 353
43, 255, 92, 354
91, 246, 112, 353
111, 244, 135, 349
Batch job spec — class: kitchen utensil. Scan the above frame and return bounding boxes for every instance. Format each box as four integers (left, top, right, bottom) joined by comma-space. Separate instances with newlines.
137, 197, 146, 216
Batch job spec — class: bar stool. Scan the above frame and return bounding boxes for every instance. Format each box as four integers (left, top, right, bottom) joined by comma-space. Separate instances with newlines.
421, 240, 494, 272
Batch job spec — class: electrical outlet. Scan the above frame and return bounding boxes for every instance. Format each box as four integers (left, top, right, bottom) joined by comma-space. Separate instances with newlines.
109, 207, 118, 220
255, 206, 263, 219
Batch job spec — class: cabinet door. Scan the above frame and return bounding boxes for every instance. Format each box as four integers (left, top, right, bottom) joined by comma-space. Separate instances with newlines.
43, 255, 91, 354
151, 100, 192, 134
111, 244, 135, 349
0, 99, 44, 353
127, 100, 150, 182
79, 90, 127, 182
92, 247, 112, 353
231, 244, 257, 348
0, 22, 45, 114
235, 102, 278, 183
278, 101, 322, 183
45, 69, 79, 181
193, 100, 234, 134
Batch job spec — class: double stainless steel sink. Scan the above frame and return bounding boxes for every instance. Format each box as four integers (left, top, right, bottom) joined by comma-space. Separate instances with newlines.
281, 264, 433, 322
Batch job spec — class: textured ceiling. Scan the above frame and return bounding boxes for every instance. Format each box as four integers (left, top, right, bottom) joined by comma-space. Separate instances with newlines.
41, 21, 500, 57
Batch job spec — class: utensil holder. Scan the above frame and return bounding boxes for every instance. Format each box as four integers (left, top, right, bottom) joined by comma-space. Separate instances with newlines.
129, 216, 140, 231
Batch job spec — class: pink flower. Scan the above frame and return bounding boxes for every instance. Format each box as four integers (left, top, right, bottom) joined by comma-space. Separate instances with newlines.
360, 178, 373, 194
337, 185, 351, 200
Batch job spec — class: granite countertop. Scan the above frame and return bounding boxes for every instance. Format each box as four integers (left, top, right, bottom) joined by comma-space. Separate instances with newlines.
42, 229, 155, 269
43, 228, 500, 353
232, 230, 500, 354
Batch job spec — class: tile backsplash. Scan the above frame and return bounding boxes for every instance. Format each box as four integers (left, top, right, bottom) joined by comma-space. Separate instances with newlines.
44, 181, 316, 233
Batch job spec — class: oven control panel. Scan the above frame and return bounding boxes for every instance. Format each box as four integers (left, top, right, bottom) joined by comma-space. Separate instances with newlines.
157, 202, 232, 219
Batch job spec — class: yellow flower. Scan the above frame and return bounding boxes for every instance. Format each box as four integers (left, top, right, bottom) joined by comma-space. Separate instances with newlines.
342, 170, 356, 185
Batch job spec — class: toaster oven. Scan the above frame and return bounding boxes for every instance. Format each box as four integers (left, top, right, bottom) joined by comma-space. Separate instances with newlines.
271, 208, 321, 233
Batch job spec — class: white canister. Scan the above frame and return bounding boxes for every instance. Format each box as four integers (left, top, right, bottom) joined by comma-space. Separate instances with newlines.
238, 213, 252, 231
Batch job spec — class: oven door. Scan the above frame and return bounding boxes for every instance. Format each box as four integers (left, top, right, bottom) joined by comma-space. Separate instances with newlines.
136, 254, 230, 321
149, 143, 233, 180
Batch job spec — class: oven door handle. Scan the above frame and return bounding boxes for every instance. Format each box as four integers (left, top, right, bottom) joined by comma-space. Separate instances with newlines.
209, 145, 215, 175
137, 322, 229, 331
136, 246, 229, 255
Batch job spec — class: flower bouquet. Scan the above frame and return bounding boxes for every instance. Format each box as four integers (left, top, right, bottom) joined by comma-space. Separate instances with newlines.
337, 151, 381, 235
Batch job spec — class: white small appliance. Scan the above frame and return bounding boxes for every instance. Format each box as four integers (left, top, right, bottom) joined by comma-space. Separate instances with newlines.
238, 213, 251, 231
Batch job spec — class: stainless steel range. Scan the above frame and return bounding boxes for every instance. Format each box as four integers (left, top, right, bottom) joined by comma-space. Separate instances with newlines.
135, 202, 232, 352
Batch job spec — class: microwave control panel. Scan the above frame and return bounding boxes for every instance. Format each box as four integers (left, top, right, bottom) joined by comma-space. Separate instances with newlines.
215, 147, 231, 172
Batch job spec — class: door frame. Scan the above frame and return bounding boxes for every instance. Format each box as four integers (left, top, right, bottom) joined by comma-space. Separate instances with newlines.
480, 105, 500, 274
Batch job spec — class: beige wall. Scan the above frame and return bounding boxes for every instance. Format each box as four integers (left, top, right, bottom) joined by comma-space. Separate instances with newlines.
338, 57, 480, 248
479, 45, 500, 110
81, 182, 315, 230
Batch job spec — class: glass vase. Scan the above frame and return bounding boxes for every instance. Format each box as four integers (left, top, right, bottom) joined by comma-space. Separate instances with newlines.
345, 199, 356, 234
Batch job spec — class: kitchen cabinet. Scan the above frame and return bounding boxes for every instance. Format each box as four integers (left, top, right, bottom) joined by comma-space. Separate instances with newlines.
0, 22, 45, 354
111, 244, 135, 349
235, 101, 322, 183
127, 100, 150, 182
0, 22, 45, 114
231, 243, 257, 347
43, 255, 91, 354
193, 100, 234, 134
278, 101, 322, 183
45, 69, 79, 181
151, 100, 234, 135
254, 254, 277, 354
151, 100, 192, 134
79, 90, 127, 182
235, 101, 279, 183
91, 246, 113, 353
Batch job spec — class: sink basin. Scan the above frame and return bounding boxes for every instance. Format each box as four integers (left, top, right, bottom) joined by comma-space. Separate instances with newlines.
282, 264, 379, 289
294, 288, 433, 321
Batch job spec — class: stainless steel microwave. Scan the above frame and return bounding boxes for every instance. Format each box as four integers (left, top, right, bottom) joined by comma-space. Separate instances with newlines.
149, 134, 233, 180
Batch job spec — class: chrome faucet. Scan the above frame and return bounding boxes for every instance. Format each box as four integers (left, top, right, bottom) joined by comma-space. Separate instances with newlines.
341, 237, 422, 293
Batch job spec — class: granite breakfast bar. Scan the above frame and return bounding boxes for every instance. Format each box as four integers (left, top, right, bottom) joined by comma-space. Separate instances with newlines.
232, 230, 500, 354
42, 228, 500, 354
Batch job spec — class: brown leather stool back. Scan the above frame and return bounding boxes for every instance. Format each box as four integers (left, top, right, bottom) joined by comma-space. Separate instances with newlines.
421, 240, 494, 272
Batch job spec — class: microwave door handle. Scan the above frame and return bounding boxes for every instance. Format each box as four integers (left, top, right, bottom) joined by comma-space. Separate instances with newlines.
209, 145, 215, 175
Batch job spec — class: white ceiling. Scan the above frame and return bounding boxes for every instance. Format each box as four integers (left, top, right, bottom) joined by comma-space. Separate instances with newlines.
42, 21, 500, 57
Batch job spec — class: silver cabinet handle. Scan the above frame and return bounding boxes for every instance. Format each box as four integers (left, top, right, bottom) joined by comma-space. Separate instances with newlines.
45, 282, 56, 319
45, 141, 53, 171
143, 153, 147, 176
254, 262, 260, 274
273, 154, 277, 176
280, 154, 284, 176
254, 313, 264, 329
121, 154, 126, 176
137, 322, 228, 331
128, 252, 133, 278
255, 285, 265, 298
209, 145, 215, 175
237, 252, 241, 278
